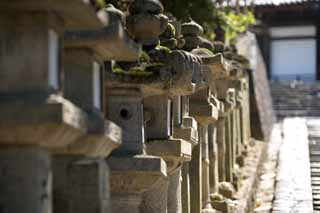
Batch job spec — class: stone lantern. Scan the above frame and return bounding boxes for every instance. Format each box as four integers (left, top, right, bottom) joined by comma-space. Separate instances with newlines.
51, 6, 141, 213
0, 1, 108, 212
105, 44, 203, 212
172, 95, 199, 213
144, 92, 193, 213
144, 49, 203, 213
188, 23, 239, 213
213, 82, 237, 213
189, 88, 219, 213
230, 78, 250, 167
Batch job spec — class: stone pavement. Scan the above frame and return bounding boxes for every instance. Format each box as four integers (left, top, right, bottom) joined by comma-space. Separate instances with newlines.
272, 118, 313, 213
254, 123, 282, 213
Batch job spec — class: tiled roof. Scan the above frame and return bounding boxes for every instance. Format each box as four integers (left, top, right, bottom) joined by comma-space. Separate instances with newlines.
254, 0, 319, 6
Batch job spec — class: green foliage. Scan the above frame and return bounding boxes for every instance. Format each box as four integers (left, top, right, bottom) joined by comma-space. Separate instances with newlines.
162, 0, 256, 44
162, 0, 217, 29
218, 11, 256, 44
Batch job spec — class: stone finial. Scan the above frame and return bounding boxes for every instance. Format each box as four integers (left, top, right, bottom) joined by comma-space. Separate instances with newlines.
126, 0, 168, 48
129, 0, 164, 14
181, 18, 204, 36
181, 18, 204, 51
159, 23, 179, 49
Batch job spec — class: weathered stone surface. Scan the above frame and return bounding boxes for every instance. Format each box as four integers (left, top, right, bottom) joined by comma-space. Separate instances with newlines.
0, 95, 88, 148
0, 0, 109, 29
181, 18, 204, 37
182, 163, 191, 213
190, 143, 202, 213
181, 19, 203, 51
197, 53, 231, 80
173, 116, 198, 146
167, 169, 183, 213
0, 147, 51, 213
190, 89, 219, 125
52, 116, 121, 157
126, 0, 167, 47
217, 115, 227, 182
237, 32, 275, 141
200, 125, 216, 213
108, 155, 167, 213
146, 139, 192, 172
209, 124, 219, 194
106, 90, 145, 155
0, 13, 63, 94
64, 21, 141, 61
126, 14, 168, 45
212, 199, 232, 213
144, 95, 172, 139
105, 50, 202, 98
219, 182, 235, 199
53, 156, 110, 213
141, 178, 169, 213
60, 48, 122, 156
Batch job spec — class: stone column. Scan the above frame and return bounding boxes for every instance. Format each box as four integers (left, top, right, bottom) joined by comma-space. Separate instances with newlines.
190, 88, 219, 213
168, 169, 183, 213
144, 94, 193, 213
225, 110, 233, 183
52, 156, 110, 213
217, 115, 226, 182
227, 89, 237, 176
242, 76, 251, 154
201, 126, 216, 213
105, 87, 168, 213
229, 72, 251, 159
0, 147, 51, 213
215, 81, 236, 205
189, 141, 202, 213
227, 89, 241, 189
108, 155, 167, 213
208, 124, 219, 193
235, 89, 245, 166
0, 4, 102, 212
174, 97, 199, 213
141, 176, 169, 213
230, 78, 248, 167
182, 163, 191, 213
207, 96, 223, 197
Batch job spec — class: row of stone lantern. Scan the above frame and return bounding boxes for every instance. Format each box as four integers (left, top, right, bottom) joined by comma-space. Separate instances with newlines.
0, 0, 252, 213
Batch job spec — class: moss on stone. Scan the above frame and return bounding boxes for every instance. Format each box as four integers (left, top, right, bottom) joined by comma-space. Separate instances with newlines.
196, 48, 215, 56
155, 45, 172, 54
139, 51, 151, 63
112, 64, 154, 77
210, 193, 224, 202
